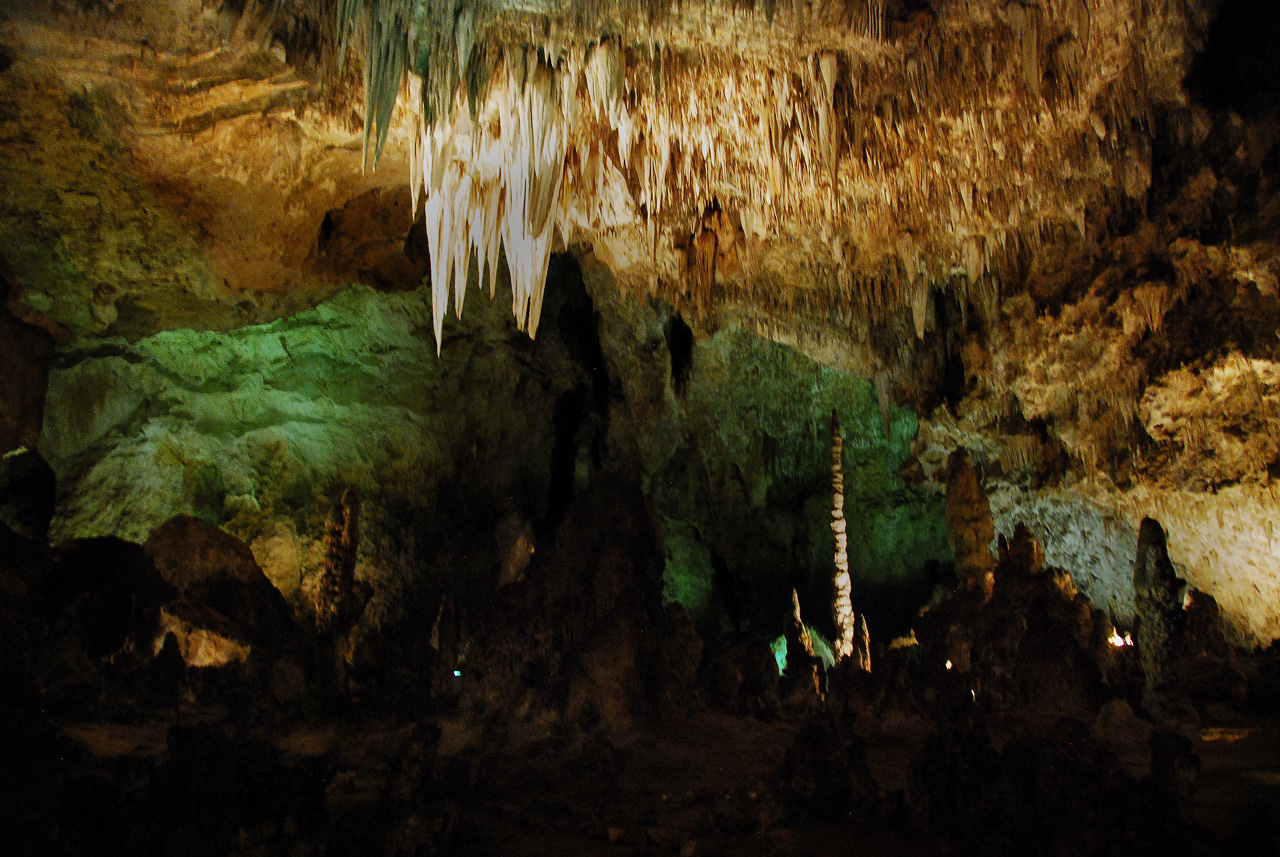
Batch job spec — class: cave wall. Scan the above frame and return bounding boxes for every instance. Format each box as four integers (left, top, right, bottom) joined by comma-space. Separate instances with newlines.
9, 0, 1280, 654
38, 267, 597, 626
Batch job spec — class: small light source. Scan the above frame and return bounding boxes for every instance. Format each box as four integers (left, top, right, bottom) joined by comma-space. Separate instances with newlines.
1108, 630, 1133, 648
453, 670, 462, 677
945, 659, 953, 670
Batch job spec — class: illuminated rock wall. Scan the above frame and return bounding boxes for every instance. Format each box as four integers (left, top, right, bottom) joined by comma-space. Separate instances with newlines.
38, 270, 595, 623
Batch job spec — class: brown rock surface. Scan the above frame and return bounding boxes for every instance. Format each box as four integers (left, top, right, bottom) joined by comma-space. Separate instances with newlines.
144, 513, 297, 646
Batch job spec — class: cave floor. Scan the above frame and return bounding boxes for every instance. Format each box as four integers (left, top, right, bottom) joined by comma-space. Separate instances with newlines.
1193, 715, 1280, 839
46, 697, 1280, 856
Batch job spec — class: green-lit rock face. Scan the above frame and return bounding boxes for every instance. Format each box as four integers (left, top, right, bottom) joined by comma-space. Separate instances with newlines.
41, 250, 949, 641
583, 257, 951, 641
41, 285, 434, 543
39, 265, 597, 618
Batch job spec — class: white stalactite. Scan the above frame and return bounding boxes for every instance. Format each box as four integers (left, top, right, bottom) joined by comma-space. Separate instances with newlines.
409, 47, 587, 352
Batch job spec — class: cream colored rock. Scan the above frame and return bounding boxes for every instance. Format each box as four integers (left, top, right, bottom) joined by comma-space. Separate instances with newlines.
251, 521, 303, 601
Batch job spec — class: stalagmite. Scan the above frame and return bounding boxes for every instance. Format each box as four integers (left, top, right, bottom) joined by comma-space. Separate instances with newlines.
830, 408, 857, 662
791, 587, 816, 661
1133, 517, 1187, 715
854, 612, 871, 673
944, 449, 996, 600
316, 486, 362, 635
783, 587, 823, 703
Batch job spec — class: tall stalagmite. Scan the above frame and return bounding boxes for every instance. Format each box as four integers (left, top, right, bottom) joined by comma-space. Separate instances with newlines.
830, 408, 856, 662
944, 449, 996, 600
1133, 517, 1186, 714
316, 486, 362, 635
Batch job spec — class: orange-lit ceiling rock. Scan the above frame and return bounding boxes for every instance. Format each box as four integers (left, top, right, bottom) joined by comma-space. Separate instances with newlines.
0, 4, 419, 338
369, 0, 1188, 348
0, 0, 1200, 343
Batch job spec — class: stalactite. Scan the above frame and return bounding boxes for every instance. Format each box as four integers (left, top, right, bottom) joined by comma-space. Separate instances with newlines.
1002, 435, 1040, 474
909, 278, 930, 339
864, 0, 885, 41
338, 0, 1148, 353
409, 50, 573, 350
830, 408, 855, 662
818, 51, 838, 185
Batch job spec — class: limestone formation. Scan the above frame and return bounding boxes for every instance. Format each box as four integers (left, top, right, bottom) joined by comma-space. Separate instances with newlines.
4, 2, 1280, 854
315, 486, 363, 636
5, 0, 1278, 646
854, 613, 871, 674
1133, 517, 1187, 713
944, 449, 996, 600
782, 587, 822, 705
789, 587, 816, 664
829, 409, 855, 661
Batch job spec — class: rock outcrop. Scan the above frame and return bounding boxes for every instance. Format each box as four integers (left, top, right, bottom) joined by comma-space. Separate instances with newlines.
144, 514, 298, 660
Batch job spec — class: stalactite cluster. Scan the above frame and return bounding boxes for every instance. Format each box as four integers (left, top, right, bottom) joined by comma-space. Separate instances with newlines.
334, 0, 1167, 345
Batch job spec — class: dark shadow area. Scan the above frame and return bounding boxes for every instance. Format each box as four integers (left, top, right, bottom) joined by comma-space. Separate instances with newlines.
1186, 0, 1280, 116
547, 253, 610, 534
664, 311, 694, 396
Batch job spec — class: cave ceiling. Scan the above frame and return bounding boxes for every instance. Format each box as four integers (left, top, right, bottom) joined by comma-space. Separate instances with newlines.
2, 0, 1280, 643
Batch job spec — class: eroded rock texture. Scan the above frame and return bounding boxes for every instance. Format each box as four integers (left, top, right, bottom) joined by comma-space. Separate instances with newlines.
37, 267, 601, 635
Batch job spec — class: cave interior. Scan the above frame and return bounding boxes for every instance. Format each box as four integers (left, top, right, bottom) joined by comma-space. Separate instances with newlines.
2, 1, 1280, 855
